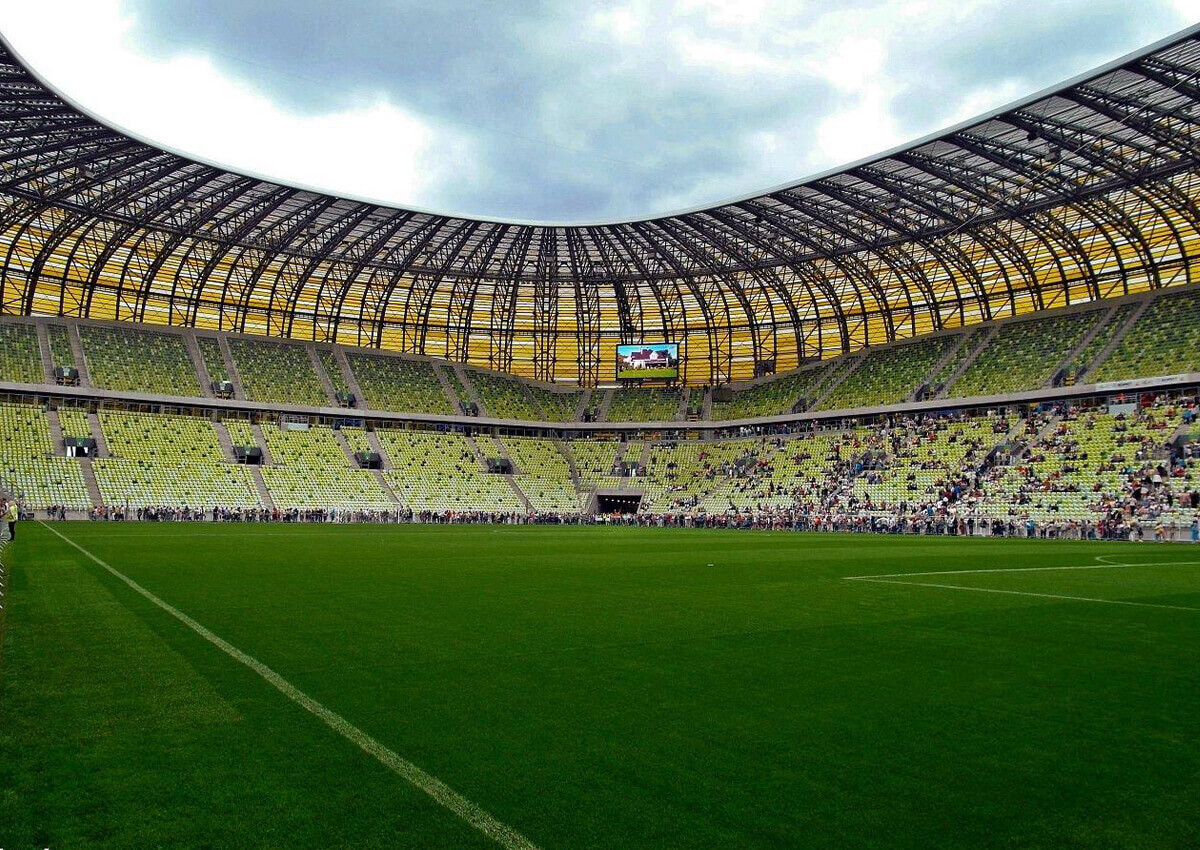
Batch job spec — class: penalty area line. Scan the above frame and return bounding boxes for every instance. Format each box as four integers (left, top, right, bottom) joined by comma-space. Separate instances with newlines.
845, 576, 1200, 612
36, 521, 541, 850
843, 559, 1200, 580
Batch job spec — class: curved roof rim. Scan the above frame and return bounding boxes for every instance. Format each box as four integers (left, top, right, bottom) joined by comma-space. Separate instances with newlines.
4, 21, 1200, 229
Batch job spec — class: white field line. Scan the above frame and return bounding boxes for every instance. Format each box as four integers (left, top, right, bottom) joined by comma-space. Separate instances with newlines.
37, 521, 541, 850
844, 576, 1200, 612
844, 558, 1200, 581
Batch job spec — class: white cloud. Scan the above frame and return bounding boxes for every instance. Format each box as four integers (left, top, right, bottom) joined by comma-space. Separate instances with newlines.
0, 0, 1195, 221
0, 0, 470, 207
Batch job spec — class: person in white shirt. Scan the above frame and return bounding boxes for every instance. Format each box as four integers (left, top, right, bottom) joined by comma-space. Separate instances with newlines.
4, 498, 16, 542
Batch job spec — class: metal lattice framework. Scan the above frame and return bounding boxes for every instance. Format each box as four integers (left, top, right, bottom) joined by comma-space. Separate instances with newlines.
4, 27, 1200, 385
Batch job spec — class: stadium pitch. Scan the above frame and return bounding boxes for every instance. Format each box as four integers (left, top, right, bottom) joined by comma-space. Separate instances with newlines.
1, 524, 1198, 849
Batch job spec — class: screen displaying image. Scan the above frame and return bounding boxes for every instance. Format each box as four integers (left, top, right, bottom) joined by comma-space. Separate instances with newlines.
616, 343, 679, 379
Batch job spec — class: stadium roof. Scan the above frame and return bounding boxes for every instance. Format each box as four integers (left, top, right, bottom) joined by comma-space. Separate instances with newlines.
3, 25, 1200, 385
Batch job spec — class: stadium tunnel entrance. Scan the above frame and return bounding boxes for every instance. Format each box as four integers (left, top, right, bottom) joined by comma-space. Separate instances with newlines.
596, 492, 642, 515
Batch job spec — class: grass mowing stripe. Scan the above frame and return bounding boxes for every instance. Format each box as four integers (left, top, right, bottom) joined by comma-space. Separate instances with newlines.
846, 576, 1200, 611
36, 521, 542, 850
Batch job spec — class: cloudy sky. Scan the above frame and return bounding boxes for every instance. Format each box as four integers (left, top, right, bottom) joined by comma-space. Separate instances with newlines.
2, 1, 1198, 222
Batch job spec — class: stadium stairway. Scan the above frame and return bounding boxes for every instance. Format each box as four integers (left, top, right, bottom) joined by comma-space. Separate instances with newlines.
701, 386, 713, 420
489, 435, 521, 473
573, 389, 592, 422
1084, 297, 1151, 378
912, 332, 971, 401
218, 336, 247, 399
554, 438, 583, 488
1045, 303, 1120, 388
331, 427, 361, 467
940, 325, 999, 397
462, 433, 493, 471
87, 411, 109, 457
454, 365, 487, 415
78, 458, 103, 507
35, 322, 54, 382
505, 474, 535, 512
637, 441, 653, 473
810, 353, 864, 410
363, 428, 391, 469
45, 407, 66, 456
371, 469, 401, 504
596, 388, 615, 421
430, 362, 465, 411
211, 421, 238, 462
68, 325, 92, 386
184, 331, 214, 397
332, 347, 367, 405
307, 346, 339, 405
675, 389, 690, 421
249, 423, 275, 465
249, 466, 275, 510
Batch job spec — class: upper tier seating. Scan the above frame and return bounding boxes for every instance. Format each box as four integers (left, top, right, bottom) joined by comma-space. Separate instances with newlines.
46, 324, 74, 371
1073, 302, 1138, 380
524, 383, 580, 422
92, 409, 258, 508
376, 428, 525, 512
348, 354, 453, 415
928, 328, 981, 393
949, 310, 1101, 397
0, 402, 91, 508
472, 371, 542, 420
817, 336, 954, 411
717, 365, 828, 420
81, 325, 200, 397
229, 338, 327, 406
258, 421, 393, 509
0, 322, 44, 383
318, 348, 349, 396
607, 387, 679, 422
1089, 289, 1200, 383
445, 370, 472, 409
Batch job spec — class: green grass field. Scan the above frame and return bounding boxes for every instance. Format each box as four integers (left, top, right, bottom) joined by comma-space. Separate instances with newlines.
1, 523, 1198, 849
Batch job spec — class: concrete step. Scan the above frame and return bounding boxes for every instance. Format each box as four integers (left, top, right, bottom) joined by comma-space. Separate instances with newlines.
431, 362, 464, 412
364, 429, 391, 470
941, 324, 1000, 397
184, 330, 214, 397
504, 474, 534, 513
249, 423, 275, 465
46, 407, 66, 457
87, 411, 109, 457
79, 458, 103, 507
913, 331, 971, 400
596, 388, 615, 422
35, 321, 54, 382
454, 365, 488, 415
1081, 297, 1151, 380
211, 420, 238, 462
574, 388, 592, 422
308, 345, 339, 405
218, 335, 247, 399
372, 469, 401, 505
250, 466, 276, 510
334, 348, 368, 407
331, 427, 361, 468
68, 324, 91, 386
